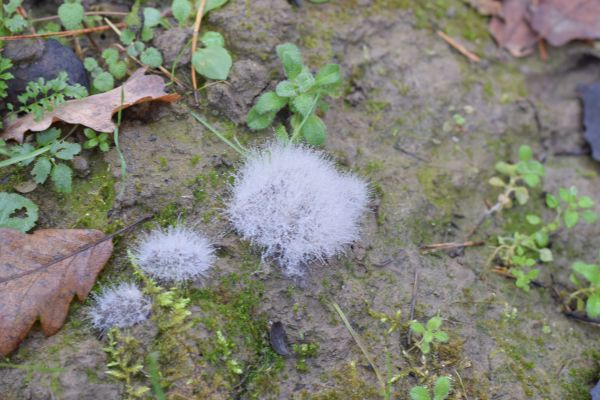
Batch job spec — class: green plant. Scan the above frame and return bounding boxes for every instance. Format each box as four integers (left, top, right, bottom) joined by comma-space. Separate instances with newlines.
409, 316, 449, 355
246, 43, 342, 145
119, 5, 164, 68
7, 72, 88, 121
58, 0, 84, 30
409, 376, 452, 400
171, 0, 229, 26
569, 253, 600, 318
191, 31, 232, 80
0, 55, 14, 129
83, 128, 112, 152
492, 187, 597, 292
0, 128, 81, 193
488, 145, 545, 209
104, 328, 151, 399
0, 192, 38, 232
292, 342, 319, 372
215, 330, 243, 376
0, 0, 28, 35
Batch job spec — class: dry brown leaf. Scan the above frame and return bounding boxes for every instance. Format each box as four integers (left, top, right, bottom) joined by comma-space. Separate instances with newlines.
0, 228, 113, 355
489, 0, 539, 57
468, 0, 502, 16
529, 0, 600, 46
2, 68, 180, 143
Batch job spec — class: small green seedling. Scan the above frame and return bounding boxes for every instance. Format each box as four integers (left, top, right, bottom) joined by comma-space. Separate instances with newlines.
58, 0, 84, 30
191, 31, 232, 81
246, 43, 342, 145
409, 376, 452, 400
489, 145, 545, 209
83, 128, 112, 152
84, 49, 128, 92
493, 188, 597, 292
409, 316, 448, 355
1, 0, 29, 34
292, 342, 319, 372
171, 0, 229, 26
215, 330, 243, 376
7, 72, 88, 121
119, 6, 164, 68
569, 253, 600, 318
368, 308, 402, 335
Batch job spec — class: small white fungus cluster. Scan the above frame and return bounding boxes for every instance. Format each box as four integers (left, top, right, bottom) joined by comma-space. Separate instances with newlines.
89, 283, 151, 333
227, 142, 369, 274
133, 226, 215, 282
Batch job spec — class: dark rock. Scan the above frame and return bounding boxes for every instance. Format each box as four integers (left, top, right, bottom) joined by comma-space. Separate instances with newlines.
5, 38, 89, 105
72, 155, 90, 177
152, 27, 193, 67
206, 59, 269, 124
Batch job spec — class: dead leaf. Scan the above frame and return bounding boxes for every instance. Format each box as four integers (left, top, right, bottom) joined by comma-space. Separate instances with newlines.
0, 228, 113, 355
489, 0, 539, 57
2, 69, 180, 143
529, 0, 600, 46
468, 0, 502, 16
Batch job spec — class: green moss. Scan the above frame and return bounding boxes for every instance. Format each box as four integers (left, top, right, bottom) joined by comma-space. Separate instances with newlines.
561, 350, 600, 399
296, 362, 380, 399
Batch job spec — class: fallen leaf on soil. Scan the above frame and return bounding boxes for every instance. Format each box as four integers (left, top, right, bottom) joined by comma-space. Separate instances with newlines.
0, 228, 113, 355
2, 68, 181, 143
578, 83, 600, 161
489, 0, 539, 57
468, 0, 502, 16
529, 0, 600, 46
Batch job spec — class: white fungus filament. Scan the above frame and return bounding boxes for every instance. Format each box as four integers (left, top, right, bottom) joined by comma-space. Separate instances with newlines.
89, 282, 151, 333
133, 226, 215, 282
227, 142, 369, 274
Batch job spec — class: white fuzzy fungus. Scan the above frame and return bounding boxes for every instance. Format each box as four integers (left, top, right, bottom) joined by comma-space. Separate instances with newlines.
227, 142, 369, 273
133, 226, 215, 282
89, 282, 151, 333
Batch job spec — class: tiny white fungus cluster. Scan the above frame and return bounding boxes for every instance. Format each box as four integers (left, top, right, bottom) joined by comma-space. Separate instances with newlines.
227, 142, 369, 273
133, 226, 215, 282
89, 282, 151, 333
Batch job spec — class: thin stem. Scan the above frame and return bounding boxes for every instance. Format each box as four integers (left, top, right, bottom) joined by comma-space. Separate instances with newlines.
0, 22, 126, 41
290, 94, 320, 143
190, 112, 247, 156
191, 0, 208, 100
0, 145, 51, 168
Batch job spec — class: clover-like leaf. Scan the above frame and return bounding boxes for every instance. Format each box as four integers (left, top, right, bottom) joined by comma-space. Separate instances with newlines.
201, 31, 225, 48
172, 0, 192, 25
58, 1, 84, 30
140, 47, 163, 68
192, 46, 232, 80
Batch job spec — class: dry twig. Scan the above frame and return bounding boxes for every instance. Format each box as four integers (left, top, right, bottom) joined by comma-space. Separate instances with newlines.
0, 23, 126, 41
437, 30, 481, 63
191, 0, 207, 102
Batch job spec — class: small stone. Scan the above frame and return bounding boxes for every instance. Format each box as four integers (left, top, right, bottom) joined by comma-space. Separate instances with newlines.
13, 180, 37, 193
152, 27, 193, 67
72, 156, 90, 177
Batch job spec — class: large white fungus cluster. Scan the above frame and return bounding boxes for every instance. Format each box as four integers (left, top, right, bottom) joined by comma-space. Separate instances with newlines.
227, 142, 369, 274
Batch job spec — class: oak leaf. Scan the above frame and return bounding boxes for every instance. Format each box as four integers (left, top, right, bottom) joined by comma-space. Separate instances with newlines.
0, 228, 113, 355
2, 68, 180, 143
489, 0, 539, 57
529, 0, 600, 46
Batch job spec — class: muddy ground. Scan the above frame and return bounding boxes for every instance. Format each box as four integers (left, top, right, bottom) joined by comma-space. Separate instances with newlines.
2, 0, 600, 399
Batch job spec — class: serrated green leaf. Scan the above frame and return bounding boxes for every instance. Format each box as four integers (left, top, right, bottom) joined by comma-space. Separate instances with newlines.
4, 0, 22, 15
192, 46, 231, 80
275, 80, 297, 98
315, 63, 341, 87
246, 108, 276, 131
426, 316, 442, 331
83, 57, 99, 72
0, 192, 38, 232
564, 210, 579, 229
583, 210, 598, 224
409, 386, 430, 400
276, 43, 303, 79
51, 163, 73, 193
140, 47, 163, 68
143, 7, 161, 27
36, 128, 61, 146
254, 91, 287, 114
141, 26, 154, 42
120, 29, 136, 45
539, 248, 553, 262
201, 31, 225, 47
534, 231, 549, 248
31, 157, 52, 184
291, 93, 315, 117
93, 71, 114, 92
586, 292, 600, 318
52, 142, 81, 160
433, 331, 449, 342
108, 61, 127, 80
172, 0, 192, 25
6, 14, 28, 33
410, 321, 425, 334
301, 114, 326, 146
295, 68, 315, 93
102, 48, 119, 63
58, 2, 84, 30
433, 376, 451, 400
578, 196, 595, 209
